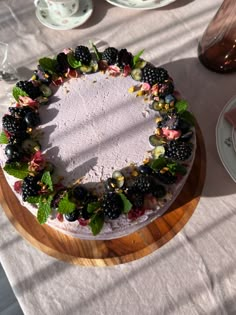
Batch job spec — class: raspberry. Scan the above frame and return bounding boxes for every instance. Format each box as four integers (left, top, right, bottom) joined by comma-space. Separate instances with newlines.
165, 141, 193, 161
22, 175, 41, 201
102, 193, 123, 220
101, 47, 118, 65
142, 66, 169, 86
74, 45, 92, 65
16, 80, 41, 99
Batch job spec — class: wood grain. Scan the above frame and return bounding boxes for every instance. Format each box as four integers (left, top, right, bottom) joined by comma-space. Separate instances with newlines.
0, 127, 206, 266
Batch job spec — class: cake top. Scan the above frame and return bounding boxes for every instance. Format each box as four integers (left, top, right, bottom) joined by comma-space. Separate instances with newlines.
0, 43, 195, 237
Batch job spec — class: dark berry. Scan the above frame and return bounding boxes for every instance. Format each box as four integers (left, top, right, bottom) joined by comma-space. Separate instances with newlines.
24, 111, 40, 127
133, 175, 156, 194
65, 209, 80, 222
101, 47, 118, 65
74, 45, 92, 65
56, 52, 70, 73
79, 206, 91, 220
116, 49, 133, 68
8, 132, 29, 145
139, 165, 153, 175
164, 141, 193, 161
155, 171, 177, 185
127, 188, 144, 208
16, 80, 41, 99
34, 65, 52, 85
2, 115, 27, 135
104, 177, 117, 192
152, 184, 166, 198
22, 175, 41, 201
158, 81, 174, 97
142, 66, 169, 86
102, 193, 123, 220
5, 144, 22, 162
72, 185, 88, 202
9, 106, 33, 119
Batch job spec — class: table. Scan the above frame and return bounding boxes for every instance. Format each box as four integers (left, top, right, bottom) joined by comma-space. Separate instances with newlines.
1, 0, 236, 314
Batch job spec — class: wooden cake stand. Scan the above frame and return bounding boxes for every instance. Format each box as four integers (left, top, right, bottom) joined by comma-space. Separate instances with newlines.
0, 127, 206, 266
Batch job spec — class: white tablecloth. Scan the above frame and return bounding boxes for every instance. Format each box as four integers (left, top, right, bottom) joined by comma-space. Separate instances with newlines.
1, 0, 236, 314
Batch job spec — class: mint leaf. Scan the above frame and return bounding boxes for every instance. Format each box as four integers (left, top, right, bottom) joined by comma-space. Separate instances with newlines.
41, 171, 53, 192
149, 157, 167, 171
37, 195, 53, 224
87, 201, 101, 214
58, 192, 76, 214
12, 86, 29, 101
119, 193, 132, 213
0, 131, 8, 144
167, 162, 187, 176
175, 100, 188, 113
27, 195, 41, 204
90, 41, 101, 61
89, 212, 104, 236
38, 57, 57, 74
3, 162, 29, 179
132, 49, 144, 68
67, 53, 82, 68
180, 110, 195, 126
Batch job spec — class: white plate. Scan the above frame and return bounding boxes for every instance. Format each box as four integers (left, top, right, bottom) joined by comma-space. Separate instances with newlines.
35, 0, 93, 31
216, 95, 236, 182
106, 0, 176, 10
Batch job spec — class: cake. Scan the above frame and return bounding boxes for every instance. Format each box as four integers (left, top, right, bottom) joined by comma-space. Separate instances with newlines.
0, 43, 196, 240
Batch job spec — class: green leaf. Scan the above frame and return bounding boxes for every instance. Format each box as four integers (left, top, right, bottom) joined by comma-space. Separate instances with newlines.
87, 201, 101, 214
38, 57, 58, 74
119, 193, 133, 214
3, 162, 29, 179
0, 131, 8, 144
175, 100, 188, 113
89, 212, 104, 236
12, 86, 29, 101
167, 162, 187, 176
132, 49, 144, 68
58, 192, 76, 214
41, 171, 53, 192
67, 53, 82, 69
27, 195, 41, 204
90, 41, 101, 61
149, 157, 167, 171
180, 110, 195, 126
37, 195, 53, 224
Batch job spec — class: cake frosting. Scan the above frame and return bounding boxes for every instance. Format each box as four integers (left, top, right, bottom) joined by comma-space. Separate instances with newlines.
0, 44, 196, 239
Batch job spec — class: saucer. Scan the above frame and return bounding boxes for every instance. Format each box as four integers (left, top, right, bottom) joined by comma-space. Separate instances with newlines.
35, 0, 93, 30
105, 0, 176, 10
216, 95, 236, 182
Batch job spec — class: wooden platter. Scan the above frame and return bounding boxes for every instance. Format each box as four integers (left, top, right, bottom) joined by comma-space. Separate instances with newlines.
0, 127, 206, 266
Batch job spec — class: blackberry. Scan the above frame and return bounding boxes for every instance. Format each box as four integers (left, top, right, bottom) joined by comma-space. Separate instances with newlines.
5, 144, 22, 162
22, 175, 41, 201
9, 106, 33, 119
101, 47, 118, 65
158, 81, 174, 97
79, 206, 91, 220
56, 52, 70, 73
155, 171, 177, 185
133, 175, 156, 194
152, 184, 166, 198
157, 113, 180, 130
116, 48, 133, 68
65, 209, 80, 222
2, 115, 27, 135
72, 185, 88, 203
16, 80, 41, 99
142, 66, 169, 86
165, 141, 193, 161
8, 132, 28, 145
127, 188, 144, 208
74, 45, 92, 65
102, 193, 123, 220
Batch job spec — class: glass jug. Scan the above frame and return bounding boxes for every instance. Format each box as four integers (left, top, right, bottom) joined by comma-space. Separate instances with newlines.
198, 0, 236, 73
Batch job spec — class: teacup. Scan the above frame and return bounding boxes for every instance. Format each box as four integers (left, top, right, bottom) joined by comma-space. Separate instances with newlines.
34, 0, 79, 19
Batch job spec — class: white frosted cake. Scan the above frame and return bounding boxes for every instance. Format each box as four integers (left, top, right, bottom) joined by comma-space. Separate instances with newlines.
0, 44, 196, 239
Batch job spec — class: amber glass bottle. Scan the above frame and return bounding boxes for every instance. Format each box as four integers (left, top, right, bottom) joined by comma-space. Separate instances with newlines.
198, 0, 236, 73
